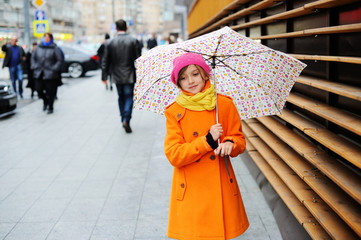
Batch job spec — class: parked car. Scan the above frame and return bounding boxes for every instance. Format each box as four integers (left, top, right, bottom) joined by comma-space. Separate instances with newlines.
58, 44, 100, 78
0, 80, 17, 117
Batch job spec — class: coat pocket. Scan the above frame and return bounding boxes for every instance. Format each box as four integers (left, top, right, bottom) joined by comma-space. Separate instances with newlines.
175, 168, 187, 201
226, 160, 239, 196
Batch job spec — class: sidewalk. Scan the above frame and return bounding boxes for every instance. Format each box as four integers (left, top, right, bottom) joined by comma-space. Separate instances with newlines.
0, 71, 282, 240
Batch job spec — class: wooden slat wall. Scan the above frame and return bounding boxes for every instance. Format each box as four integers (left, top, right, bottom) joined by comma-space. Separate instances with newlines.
188, 0, 361, 239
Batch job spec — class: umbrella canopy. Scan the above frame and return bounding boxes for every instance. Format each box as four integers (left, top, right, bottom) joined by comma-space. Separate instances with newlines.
134, 26, 306, 119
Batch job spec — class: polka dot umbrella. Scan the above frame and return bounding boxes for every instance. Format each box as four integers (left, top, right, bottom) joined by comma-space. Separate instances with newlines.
134, 26, 306, 120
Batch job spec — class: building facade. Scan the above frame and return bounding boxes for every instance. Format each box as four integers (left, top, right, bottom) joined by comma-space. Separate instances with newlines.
0, 0, 81, 49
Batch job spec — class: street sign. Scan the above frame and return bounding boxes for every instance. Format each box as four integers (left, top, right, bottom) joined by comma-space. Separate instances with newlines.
35, 10, 46, 20
33, 20, 49, 38
32, 0, 46, 8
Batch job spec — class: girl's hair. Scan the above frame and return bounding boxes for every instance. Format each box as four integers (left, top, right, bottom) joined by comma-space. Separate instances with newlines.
177, 64, 210, 88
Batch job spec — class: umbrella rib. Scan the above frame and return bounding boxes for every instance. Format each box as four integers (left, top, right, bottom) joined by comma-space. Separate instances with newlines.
216, 56, 282, 114
135, 75, 170, 104
213, 33, 224, 56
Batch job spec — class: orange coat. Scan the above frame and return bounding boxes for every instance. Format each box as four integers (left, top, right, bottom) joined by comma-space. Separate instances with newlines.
164, 93, 249, 240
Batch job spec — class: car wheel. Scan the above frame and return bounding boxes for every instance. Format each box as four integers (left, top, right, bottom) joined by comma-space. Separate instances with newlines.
68, 62, 83, 78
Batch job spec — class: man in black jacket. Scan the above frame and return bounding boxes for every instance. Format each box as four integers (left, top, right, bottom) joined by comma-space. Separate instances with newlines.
102, 19, 141, 133
2, 36, 26, 98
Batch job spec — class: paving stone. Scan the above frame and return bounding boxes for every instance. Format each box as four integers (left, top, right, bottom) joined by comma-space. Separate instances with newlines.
59, 198, 106, 222
21, 198, 70, 223
90, 220, 136, 240
3, 222, 54, 240
0, 223, 15, 240
46, 221, 94, 240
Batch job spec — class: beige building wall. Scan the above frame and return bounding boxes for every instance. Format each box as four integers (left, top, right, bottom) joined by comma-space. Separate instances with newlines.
138, 0, 163, 34
78, 0, 168, 40
78, 0, 124, 40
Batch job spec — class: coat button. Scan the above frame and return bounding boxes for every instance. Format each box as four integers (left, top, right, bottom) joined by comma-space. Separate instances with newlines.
210, 155, 216, 160
177, 113, 182, 118
193, 131, 198, 137
180, 183, 185, 188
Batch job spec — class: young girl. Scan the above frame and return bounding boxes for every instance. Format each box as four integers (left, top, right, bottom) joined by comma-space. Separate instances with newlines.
164, 52, 249, 240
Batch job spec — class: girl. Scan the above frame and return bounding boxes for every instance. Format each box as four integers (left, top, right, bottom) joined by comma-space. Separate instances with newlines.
164, 52, 249, 240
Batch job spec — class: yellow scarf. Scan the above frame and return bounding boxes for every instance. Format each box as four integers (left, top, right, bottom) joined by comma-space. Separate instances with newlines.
175, 83, 216, 111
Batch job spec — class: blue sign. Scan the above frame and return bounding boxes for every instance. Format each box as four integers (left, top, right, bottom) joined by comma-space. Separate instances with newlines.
35, 10, 46, 20
36, 23, 46, 33
33, 20, 49, 37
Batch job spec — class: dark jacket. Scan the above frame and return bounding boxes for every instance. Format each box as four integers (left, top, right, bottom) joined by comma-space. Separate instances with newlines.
1, 44, 25, 68
147, 38, 157, 49
102, 33, 141, 84
31, 42, 63, 80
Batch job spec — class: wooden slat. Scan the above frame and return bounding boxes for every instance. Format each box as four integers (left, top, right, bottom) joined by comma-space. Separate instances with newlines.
243, 123, 257, 152
249, 136, 359, 239
230, 0, 360, 32
256, 116, 361, 205
243, 121, 316, 178
290, 54, 361, 65
244, 136, 256, 152
246, 120, 361, 237
303, 222, 332, 240
244, 118, 258, 123
232, 7, 313, 32
303, 0, 360, 10
279, 109, 361, 169
189, 0, 252, 37
194, 0, 278, 37
248, 151, 332, 240
305, 175, 361, 237
251, 23, 361, 40
287, 93, 361, 136
242, 121, 258, 137
297, 75, 361, 101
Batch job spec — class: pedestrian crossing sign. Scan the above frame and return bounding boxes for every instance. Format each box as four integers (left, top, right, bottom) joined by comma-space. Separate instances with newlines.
33, 20, 49, 38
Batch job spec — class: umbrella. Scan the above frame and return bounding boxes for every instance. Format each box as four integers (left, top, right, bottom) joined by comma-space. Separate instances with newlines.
134, 26, 306, 119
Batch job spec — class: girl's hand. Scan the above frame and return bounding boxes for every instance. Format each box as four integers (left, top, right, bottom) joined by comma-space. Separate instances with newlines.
214, 141, 234, 157
209, 123, 223, 141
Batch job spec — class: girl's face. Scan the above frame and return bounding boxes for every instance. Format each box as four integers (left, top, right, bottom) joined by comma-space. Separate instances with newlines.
178, 65, 206, 94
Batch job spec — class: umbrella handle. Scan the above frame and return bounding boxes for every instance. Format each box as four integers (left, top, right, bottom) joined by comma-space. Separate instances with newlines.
224, 155, 231, 179
217, 140, 231, 179
211, 56, 219, 123
212, 56, 231, 181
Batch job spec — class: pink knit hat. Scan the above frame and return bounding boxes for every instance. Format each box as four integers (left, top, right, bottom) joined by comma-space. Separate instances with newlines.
170, 52, 211, 85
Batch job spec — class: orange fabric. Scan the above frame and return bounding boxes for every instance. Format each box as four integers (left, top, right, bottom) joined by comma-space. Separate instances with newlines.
164, 91, 249, 240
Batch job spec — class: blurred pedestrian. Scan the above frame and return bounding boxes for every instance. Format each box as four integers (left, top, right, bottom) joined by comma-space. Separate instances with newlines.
97, 33, 110, 63
25, 42, 37, 98
97, 33, 112, 90
31, 32, 63, 114
147, 33, 157, 50
1, 36, 26, 98
168, 35, 176, 44
102, 19, 141, 133
164, 53, 249, 239
54, 46, 65, 100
